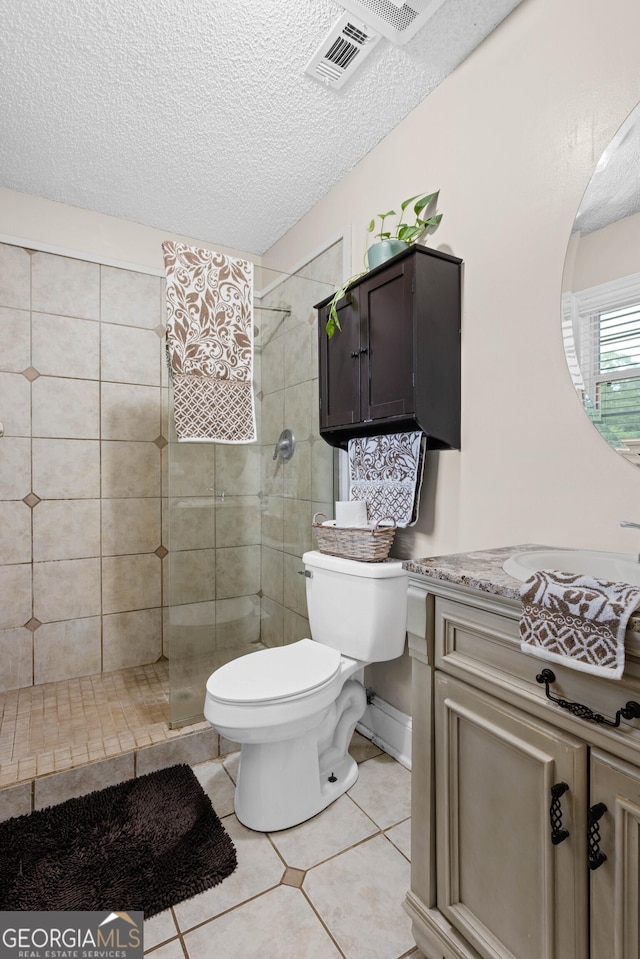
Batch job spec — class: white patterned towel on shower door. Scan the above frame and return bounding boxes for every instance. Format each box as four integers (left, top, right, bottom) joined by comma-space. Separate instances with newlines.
162, 241, 256, 443
348, 431, 425, 527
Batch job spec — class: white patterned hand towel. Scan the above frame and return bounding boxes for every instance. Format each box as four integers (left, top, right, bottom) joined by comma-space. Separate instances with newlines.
519, 570, 640, 679
348, 431, 425, 528
162, 241, 256, 443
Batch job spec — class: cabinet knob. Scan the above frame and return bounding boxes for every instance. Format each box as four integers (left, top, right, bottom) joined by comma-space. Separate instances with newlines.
350, 351, 359, 358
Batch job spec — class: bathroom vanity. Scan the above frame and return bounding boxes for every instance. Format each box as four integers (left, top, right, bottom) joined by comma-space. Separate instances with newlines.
403, 545, 640, 959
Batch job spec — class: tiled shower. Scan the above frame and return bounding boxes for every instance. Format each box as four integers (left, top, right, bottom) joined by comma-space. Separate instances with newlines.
0, 237, 342, 731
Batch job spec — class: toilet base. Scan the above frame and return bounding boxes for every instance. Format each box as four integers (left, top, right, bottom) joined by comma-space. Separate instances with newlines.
233, 679, 366, 832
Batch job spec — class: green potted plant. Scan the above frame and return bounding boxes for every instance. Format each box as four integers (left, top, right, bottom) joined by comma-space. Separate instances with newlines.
366, 190, 442, 269
325, 190, 442, 337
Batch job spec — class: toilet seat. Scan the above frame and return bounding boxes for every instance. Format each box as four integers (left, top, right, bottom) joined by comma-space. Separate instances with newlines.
206, 638, 342, 706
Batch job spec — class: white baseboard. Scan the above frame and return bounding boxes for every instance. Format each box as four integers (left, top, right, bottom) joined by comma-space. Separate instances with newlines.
357, 696, 411, 771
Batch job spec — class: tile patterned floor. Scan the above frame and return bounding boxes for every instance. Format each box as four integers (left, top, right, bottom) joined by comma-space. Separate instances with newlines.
0, 662, 208, 788
143, 736, 418, 959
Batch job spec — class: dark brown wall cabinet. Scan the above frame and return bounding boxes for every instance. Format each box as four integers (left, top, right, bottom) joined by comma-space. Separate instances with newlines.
316, 244, 462, 450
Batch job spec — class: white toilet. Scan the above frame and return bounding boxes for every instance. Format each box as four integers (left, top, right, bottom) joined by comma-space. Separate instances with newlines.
204, 549, 408, 831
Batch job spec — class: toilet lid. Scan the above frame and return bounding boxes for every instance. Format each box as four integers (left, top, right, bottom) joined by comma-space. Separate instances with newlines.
206, 639, 342, 705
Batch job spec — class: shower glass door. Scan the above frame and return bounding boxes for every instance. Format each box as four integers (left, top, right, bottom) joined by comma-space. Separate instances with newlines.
167, 244, 342, 726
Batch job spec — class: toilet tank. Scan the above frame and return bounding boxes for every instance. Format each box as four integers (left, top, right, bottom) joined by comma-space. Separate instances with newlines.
302, 550, 408, 662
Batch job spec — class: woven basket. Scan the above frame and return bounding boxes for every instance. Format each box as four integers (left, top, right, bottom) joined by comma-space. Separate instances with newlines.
312, 512, 396, 563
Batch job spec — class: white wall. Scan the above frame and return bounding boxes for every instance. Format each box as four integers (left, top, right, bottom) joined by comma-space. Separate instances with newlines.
0, 187, 253, 273
263, 0, 640, 711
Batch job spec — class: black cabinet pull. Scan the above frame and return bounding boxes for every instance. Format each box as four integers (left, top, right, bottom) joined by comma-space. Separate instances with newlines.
550, 781, 570, 845
350, 351, 359, 358
359, 347, 368, 355
588, 803, 608, 870
536, 669, 640, 728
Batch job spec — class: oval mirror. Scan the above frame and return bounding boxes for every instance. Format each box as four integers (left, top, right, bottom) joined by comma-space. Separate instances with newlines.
562, 102, 640, 468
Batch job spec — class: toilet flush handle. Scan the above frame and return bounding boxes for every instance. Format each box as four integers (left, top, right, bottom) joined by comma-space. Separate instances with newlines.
298, 569, 313, 578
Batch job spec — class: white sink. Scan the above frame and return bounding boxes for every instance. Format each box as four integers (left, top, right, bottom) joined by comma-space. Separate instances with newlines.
503, 549, 640, 587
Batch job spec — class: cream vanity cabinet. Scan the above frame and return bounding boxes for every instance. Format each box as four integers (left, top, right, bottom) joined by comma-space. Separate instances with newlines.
405, 574, 640, 959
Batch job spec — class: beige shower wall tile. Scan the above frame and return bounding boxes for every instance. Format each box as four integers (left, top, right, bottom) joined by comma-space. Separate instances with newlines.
101, 323, 161, 386
33, 500, 101, 561
261, 335, 284, 395
33, 616, 101, 684
0, 372, 30, 436
261, 389, 284, 448
0, 501, 31, 564
216, 545, 260, 599
311, 438, 335, 500
284, 320, 314, 387
168, 498, 216, 552
283, 440, 310, 500
0, 438, 30, 499
32, 439, 100, 499
0, 307, 30, 371
33, 558, 101, 623
283, 608, 309, 645
168, 549, 216, 605
215, 595, 260, 649
166, 441, 215, 497
102, 498, 161, 555
0, 244, 30, 310
215, 496, 260, 547
102, 441, 161, 497
32, 312, 99, 379
32, 376, 100, 439
0, 627, 33, 691
101, 382, 161, 441
261, 493, 284, 549
284, 380, 313, 442
283, 552, 308, 616
215, 445, 262, 496
261, 546, 283, 603
102, 608, 162, 671
256, 294, 288, 346
283, 499, 313, 556
260, 596, 284, 648
31, 252, 99, 320
0, 564, 32, 629
100, 266, 163, 329
102, 553, 161, 614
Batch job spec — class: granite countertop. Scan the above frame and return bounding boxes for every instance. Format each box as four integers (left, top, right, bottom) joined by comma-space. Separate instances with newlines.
403, 543, 640, 634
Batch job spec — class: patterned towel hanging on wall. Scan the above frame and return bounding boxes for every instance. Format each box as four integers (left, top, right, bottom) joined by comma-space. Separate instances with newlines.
348, 431, 425, 527
162, 241, 256, 443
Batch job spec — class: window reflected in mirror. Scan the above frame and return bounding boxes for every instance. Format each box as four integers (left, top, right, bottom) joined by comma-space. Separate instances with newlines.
562, 101, 640, 467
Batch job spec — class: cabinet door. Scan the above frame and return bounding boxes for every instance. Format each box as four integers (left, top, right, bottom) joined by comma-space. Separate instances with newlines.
318, 296, 362, 429
590, 749, 640, 959
360, 258, 415, 423
435, 674, 588, 959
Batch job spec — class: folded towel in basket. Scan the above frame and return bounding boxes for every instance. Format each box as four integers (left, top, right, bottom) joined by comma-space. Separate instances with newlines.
519, 569, 640, 679
348, 431, 425, 528
162, 241, 256, 443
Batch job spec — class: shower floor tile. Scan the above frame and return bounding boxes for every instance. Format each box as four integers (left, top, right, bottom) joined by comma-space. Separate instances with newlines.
0, 661, 208, 788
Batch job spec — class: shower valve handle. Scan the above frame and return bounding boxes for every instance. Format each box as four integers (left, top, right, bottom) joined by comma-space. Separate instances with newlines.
272, 428, 295, 461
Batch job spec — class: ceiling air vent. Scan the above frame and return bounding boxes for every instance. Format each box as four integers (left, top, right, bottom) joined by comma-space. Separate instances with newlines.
304, 14, 381, 90
338, 0, 447, 45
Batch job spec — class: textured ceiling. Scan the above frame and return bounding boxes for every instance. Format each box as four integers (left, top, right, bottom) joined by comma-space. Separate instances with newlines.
1, 0, 523, 255
574, 101, 640, 236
